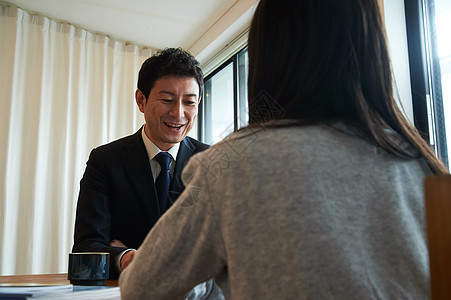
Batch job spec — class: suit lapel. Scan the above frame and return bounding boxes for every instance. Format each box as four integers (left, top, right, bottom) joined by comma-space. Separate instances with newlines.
168, 137, 195, 206
121, 128, 160, 222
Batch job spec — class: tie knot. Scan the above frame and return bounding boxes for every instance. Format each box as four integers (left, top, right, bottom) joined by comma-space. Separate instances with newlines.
155, 152, 172, 170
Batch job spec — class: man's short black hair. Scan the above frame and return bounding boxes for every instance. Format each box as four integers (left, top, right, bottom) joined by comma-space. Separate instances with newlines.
137, 47, 204, 99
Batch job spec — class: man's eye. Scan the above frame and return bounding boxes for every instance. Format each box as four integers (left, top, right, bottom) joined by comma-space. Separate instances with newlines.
185, 100, 196, 105
161, 99, 172, 103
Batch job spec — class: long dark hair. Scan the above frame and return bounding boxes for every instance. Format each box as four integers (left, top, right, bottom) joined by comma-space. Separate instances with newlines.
247, 0, 448, 174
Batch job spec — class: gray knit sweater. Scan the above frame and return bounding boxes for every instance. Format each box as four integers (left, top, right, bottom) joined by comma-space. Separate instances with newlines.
120, 124, 430, 300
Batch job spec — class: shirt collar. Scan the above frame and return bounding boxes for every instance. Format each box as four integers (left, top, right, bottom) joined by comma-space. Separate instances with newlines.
141, 125, 180, 161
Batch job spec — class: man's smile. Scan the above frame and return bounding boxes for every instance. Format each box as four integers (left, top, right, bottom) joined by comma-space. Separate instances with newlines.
163, 122, 184, 129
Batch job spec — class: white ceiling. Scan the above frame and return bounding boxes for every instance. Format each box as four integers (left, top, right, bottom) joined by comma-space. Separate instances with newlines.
1, 0, 257, 62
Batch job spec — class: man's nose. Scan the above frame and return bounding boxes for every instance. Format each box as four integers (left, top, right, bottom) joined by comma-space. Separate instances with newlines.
169, 101, 184, 119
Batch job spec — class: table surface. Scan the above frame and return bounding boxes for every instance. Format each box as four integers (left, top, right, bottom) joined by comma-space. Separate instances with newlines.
0, 273, 119, 287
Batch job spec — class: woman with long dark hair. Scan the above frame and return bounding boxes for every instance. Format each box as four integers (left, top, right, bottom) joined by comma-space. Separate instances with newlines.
247, 0, 446, 175
120, 0, 448, 299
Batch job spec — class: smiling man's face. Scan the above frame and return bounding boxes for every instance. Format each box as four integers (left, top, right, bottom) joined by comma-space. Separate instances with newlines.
136, 76, 201, 151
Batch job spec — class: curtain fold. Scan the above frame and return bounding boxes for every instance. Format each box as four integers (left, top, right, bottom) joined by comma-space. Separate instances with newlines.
0, 4, 153, 275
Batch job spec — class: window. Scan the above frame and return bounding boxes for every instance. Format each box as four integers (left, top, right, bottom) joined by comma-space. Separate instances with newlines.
433, 0, 451, 167
406, 0, 450, 169
199, 47, 248, 145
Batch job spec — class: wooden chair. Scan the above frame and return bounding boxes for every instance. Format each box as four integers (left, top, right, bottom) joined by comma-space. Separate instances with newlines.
424, 174, 451, 300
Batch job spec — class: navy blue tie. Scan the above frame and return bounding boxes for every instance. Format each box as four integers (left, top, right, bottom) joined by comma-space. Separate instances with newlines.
155, 152, 172, 213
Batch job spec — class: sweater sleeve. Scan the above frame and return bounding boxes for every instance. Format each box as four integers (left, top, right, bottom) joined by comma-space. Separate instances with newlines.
119, 152, 227, 300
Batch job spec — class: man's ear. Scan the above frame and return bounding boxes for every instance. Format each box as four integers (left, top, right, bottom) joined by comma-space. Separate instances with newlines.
197, 95, 202, 104
135, 89, 146, 112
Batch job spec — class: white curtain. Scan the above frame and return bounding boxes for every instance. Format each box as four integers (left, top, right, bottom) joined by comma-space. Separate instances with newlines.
0, 4, 154, 275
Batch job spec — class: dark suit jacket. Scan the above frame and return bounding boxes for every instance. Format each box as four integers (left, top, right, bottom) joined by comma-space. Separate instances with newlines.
72, 127, 209, 279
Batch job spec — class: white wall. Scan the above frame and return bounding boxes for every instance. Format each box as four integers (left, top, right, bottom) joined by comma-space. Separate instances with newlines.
383, 0, 415, 123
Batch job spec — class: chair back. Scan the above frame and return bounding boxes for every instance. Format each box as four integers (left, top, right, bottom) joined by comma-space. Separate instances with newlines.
424, 174, 451, 300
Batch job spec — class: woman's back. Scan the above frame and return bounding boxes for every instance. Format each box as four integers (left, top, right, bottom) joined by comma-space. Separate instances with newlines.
207, 124, 429, 299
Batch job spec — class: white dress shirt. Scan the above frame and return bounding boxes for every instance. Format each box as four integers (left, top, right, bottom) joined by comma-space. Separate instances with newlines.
141, 126, 180, 180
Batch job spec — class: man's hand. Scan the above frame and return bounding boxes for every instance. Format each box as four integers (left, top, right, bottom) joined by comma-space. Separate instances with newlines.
120, 250, 136, 271
110, 240, 136, 271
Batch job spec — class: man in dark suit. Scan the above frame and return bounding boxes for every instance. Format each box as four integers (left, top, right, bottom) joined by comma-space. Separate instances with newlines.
72, 48, 211, 283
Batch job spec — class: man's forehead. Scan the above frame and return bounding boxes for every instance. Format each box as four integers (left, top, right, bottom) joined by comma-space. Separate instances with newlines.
152, 76, 200, 94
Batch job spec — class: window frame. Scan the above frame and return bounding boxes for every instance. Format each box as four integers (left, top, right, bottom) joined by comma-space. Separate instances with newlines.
404, 0, 449, 168
198, 47, 248, 144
